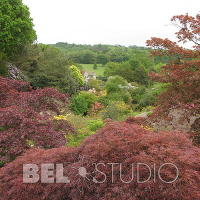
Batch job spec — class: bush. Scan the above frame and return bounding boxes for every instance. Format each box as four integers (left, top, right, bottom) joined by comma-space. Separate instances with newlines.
100, 101, 132, 121
0, 160, 5, 167
130, 83, 167, 110
107, 91, 132, 104
104, 75, 132, 104
98, 95, 111, 106
70, 91, 97, 115
138, 83, 168, 109
0, 76, 75, 164
87, 119, 104, 131
105, 75, 129, 94
88, 79, 104, 92
129, 85, 146, 104
1, 121, 200, 199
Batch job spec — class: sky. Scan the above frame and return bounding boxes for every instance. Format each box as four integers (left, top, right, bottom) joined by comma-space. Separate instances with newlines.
23, 0, 200, 47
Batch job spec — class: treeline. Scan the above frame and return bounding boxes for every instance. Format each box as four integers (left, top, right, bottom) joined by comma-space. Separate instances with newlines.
51, 42, 162, 64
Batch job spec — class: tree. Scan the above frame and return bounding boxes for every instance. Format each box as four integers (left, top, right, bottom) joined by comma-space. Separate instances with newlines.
70, 91, 97, 115
97, 54, 109, 64
88, 79, 104, 92
146, 13, 200, 139
93, 63, 98, 70
105, 75, 128, 93
17, 45, 80, 95
80, 50, 97, 64
105, 75, 132, 104
69, 65, 85, 86
104, 60, 149, 85
0, 0, 37, 58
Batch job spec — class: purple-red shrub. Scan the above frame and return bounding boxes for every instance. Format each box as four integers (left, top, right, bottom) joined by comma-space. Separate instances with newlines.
1, 120, 200, 200
125, 116, 146, 125
0, 76, 75, 163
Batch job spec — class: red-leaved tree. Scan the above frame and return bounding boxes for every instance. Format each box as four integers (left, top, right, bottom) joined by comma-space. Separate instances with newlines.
1, 119, 200, 200
0, 76, 75, 164
146, 13, 200, 139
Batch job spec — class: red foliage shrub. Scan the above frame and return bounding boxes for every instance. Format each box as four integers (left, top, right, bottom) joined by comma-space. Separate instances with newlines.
90, 102, 104, 115
146, 13, 200, 137
1, 121, 200, 200
0, 76, 75, 163
126, 116, 146, 125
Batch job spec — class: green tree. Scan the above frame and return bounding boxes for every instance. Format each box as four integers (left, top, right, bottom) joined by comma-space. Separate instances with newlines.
70, 91, 97, 115
104, 60, 149, 85
96, 54, 108, 64
80, 50, 97, 64
69, 65, 85, 86
88, 79, 104, 92
0, 0, 36, 58
105, 75, 129, 94
18, 45, 79, 95
105, 75, 132, 103
93, 63, 98, 70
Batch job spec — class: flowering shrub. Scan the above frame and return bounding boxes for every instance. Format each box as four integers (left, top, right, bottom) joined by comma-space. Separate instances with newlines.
0, 76, 74, 164
1, 120, 200, 199
54, 115, 69, 121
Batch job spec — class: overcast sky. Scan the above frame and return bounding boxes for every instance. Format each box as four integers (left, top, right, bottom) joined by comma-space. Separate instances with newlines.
23, 0, 200, 47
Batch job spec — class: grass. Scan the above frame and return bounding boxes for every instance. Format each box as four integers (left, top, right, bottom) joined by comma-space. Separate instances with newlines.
66, 119, 105, 147
80, 64, 105, 76
61, 113, 105, 147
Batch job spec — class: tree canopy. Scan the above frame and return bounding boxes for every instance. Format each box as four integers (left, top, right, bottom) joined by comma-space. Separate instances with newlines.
0, 0, 36, 58
147, 13, 200, 140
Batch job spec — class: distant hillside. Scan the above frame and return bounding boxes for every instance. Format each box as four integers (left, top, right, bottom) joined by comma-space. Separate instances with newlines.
50, 42, 151, 64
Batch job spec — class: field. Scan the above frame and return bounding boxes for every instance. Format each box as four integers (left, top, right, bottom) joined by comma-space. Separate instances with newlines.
80, 64, 105, 76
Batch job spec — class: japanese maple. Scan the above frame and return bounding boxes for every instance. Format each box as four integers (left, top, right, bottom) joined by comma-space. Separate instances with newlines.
146, 13, 200, 138
1, 119, 200, 200
0, 76, 75, 164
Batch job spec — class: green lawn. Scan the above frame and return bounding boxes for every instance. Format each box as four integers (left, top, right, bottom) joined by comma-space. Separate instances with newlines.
80, 64, 105, 76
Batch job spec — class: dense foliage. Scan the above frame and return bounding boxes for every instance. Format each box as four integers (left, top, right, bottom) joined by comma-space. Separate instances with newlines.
70, 91, 97, 115
16, 45, 80, 95
53, 43, 151, 65
0, 77, 75, 164
0, 0, 36, 58
0, 52, 8, 76
146, 13, 200, 137
1, 119, 200, 199
105, 75, 132, 104
100, 101, 132, 120
1, 4, 200, 199
69, 65, 85, 86
104, 58, 150, 85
